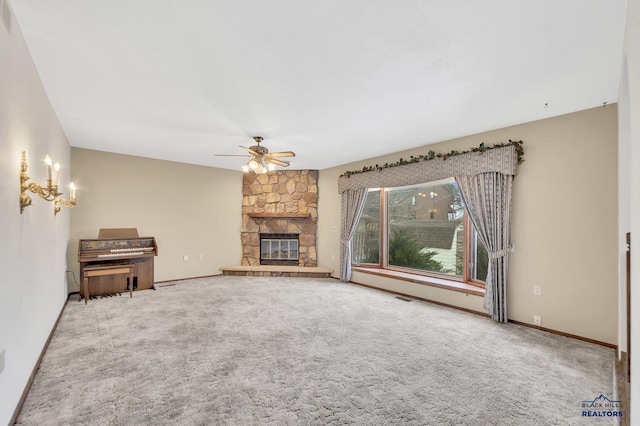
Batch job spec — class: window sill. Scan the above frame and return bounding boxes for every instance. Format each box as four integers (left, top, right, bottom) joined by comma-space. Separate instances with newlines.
351, 267, 485, 297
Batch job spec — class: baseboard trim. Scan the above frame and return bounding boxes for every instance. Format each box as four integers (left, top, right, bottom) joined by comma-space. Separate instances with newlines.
10, 295, 69, 425
508, 320, 616, 349
349, 280, 616, 350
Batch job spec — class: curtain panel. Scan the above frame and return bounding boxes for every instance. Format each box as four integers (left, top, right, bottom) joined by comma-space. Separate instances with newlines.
339, 188, 368, 281
337, 144, 519, 322
455, 173, 514, 322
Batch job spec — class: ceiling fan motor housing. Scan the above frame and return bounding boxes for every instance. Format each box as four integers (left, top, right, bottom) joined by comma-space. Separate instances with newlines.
250, 145, 268, 155
250, 136, 268, 154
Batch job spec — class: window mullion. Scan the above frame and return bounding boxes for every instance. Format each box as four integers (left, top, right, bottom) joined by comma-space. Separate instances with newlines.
463, 213, 471, 283
380, 188, 388, 268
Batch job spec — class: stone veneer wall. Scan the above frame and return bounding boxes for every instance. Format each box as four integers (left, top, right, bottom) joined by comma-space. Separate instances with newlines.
241, 170, 318, 266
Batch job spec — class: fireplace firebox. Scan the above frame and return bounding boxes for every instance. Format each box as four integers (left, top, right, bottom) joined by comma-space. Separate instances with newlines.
260, 233, 299, 265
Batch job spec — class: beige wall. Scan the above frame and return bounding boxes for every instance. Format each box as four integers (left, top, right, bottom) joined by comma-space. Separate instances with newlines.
317, 105, 618, 344
69, 148, 243, 289
0, 7, 70, 423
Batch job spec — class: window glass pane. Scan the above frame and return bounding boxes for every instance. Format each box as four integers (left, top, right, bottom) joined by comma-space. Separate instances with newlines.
472, 231, 489, 282
270, 241, 279, 259
352, 189, 381, 264
280, 241, 289, 259
386, 179, 464, 276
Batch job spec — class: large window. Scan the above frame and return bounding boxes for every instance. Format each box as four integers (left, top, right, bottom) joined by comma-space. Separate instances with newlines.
352, 178, 487, 287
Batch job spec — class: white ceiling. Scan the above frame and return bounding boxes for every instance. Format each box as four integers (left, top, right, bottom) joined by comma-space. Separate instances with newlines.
10, 0, 627, 171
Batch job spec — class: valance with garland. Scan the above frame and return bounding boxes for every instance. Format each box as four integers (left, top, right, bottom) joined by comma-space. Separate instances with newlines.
338, 142, 522, 193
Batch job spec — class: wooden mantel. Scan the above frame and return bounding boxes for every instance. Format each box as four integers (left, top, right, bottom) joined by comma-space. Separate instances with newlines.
247, 213, 311, 218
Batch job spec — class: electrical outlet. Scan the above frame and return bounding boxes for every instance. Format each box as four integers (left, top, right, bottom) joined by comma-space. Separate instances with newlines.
533, 285, 541, 296
199, 254, 204, 261
183, 255, 188, 262
533, 315, 541, 325
0, 349, 5, 374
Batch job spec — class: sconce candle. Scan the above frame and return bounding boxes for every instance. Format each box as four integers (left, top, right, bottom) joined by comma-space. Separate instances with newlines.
45, 155, 53, 183
70, 182, 76, 203
53, 162, 60, 187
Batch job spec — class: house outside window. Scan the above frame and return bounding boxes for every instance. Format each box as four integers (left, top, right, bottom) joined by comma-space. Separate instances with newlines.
352, 178, 488, 287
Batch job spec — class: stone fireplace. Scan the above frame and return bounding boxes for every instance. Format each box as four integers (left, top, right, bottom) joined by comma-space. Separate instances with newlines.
241, 170, 318, 267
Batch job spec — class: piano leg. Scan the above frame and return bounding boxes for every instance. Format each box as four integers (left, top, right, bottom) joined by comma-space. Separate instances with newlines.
83, 276, 89, 304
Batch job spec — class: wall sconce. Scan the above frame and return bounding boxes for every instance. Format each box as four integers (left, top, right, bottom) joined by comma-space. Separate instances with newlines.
19, 151, 77, 215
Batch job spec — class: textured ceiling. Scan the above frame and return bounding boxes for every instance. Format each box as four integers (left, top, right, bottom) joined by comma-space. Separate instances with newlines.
10, 0, 627, 171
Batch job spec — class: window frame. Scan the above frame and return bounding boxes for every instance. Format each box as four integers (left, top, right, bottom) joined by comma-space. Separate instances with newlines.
352, 183, 486, 290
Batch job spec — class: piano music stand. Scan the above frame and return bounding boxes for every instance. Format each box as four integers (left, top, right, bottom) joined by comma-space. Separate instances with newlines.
82, 263, 135, 304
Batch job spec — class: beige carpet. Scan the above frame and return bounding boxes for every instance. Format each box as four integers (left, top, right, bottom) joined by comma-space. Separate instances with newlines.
16, 276, 614, 425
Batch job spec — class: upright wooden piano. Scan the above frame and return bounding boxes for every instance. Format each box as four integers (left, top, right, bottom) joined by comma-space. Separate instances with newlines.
78, 228, 158, 298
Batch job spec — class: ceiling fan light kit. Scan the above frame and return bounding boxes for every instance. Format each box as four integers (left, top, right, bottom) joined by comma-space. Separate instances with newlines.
217, 136, 295, 174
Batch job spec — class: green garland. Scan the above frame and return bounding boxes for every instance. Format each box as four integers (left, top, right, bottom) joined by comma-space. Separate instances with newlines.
340, 140, 524, 178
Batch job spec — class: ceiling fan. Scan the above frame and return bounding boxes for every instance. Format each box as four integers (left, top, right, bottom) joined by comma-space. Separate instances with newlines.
216, 136, 295, 173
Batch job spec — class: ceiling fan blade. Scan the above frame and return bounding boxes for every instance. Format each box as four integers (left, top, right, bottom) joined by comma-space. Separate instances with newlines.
267, 151, 296, 158
240, 145, 260, 156
268, 158, 290, 167
215, 154, 252, 157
